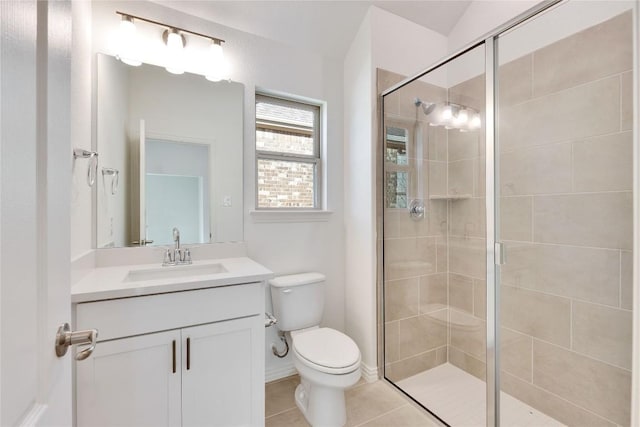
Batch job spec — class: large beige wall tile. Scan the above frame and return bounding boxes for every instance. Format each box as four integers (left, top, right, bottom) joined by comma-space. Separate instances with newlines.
621, 250, 633, 309
448, 273, 473, 314
419, 273, 447, 314
383, 92, 400, 117
621, 71, 632, 131
532, 12, 632, 97
386, 202, 447, 239
474, 156, 486, 198
500, 196, 532, 241
501, 328, 532, 382
449, 74, 485, 111
448, 159, 474, 196
449, 198, 486, 239
500, 76, 619, 152
377, 68, 405, 93
398, 310, 448, 358
501, 285, 570, 347
384, 237, 437, 280
436, 236, 448, 273
426, 160, 447, 197
448, 130, 482, 161
385, 347, 445, 382
384, 277, 419, 322
449, 309, 486, 361
532, 340, 631, 425
448, 346, 486, 381
498, 54, 533, 106
501, 243, 620, 306
533, 192, 632, 250
473, 279, 486, 319
500, 143, 572, 195
385, 321, 399, 363
501, 372, 616, 427
449, 236, 486, 279
427, 126, 447, 161
572, 301, 632, 369
573, 131, 632, 192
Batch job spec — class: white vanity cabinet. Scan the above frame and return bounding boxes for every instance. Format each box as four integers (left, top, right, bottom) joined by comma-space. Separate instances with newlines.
74, 281, 265, 427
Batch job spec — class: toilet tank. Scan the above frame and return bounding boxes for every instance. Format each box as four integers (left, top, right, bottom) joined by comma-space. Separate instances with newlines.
269, 272, 325, 331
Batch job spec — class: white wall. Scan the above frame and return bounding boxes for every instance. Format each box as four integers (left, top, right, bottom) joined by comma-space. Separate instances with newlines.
343, 6, 449, 379
73, 0, 345, 380
344, 8, 375, 378
71, 0, 93, 257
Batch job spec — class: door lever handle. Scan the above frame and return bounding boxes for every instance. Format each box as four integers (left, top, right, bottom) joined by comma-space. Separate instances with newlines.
55, 323, 98, 361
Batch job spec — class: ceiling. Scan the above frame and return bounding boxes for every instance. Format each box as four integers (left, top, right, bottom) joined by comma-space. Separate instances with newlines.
154, 1, 472, 58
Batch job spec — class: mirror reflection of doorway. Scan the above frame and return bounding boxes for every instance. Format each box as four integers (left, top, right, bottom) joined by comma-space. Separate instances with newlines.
145, 139, 210, 245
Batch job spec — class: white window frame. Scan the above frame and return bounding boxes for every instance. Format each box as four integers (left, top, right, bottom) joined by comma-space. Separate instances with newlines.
255, 93, 322, 210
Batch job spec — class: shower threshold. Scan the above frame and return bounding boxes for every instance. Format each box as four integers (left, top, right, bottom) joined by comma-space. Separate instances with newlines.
396, 363, 565, 427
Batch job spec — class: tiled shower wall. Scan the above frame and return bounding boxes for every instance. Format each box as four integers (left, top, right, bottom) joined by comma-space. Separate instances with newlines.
381, 11, 632, 427
380, 71, 451, 382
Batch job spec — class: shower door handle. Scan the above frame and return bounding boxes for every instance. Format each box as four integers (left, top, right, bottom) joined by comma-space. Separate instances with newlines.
495, 242, 506, 265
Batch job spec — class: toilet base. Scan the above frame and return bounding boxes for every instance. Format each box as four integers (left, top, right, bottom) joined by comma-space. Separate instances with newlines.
295, 380, 347, 427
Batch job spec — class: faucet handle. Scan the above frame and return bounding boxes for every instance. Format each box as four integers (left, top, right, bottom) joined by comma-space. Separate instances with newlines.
163, 249, 174, 266
183, 248, 192, 264
173, 248, 180, 262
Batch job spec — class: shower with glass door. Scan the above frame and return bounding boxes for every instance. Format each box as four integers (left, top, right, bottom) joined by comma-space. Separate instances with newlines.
380, 1, 637, 425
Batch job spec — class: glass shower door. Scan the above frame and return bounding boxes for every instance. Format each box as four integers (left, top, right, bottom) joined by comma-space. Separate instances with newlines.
382, 43, 489, 426
496, 2, 635, 425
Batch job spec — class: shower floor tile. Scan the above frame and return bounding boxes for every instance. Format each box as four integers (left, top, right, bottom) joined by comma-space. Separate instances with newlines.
397, 363, 565, 427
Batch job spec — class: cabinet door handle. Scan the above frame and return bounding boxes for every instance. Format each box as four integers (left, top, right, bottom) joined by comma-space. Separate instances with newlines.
172, 340, 176, 373
186, 337, 191, 370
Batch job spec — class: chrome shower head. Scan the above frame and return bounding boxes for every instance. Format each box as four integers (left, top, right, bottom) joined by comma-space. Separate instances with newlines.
421, 102, 436, 115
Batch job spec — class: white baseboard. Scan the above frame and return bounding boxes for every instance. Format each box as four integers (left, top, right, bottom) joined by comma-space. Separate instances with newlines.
265, 363, 297, 383
361, 362, 379, 383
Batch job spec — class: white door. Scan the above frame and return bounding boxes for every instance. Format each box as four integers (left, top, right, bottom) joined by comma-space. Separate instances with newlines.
0, 1, 74, 426
181, 317, 263, 427
76, 331, 182, 427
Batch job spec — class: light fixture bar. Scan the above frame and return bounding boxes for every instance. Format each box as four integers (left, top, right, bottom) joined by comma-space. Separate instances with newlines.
115, 11, 225, 44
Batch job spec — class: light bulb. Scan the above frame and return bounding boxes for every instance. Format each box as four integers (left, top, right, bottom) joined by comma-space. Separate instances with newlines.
469, 113, 482, 130
164, 29, 185, 75
441, 105, 453, 121
455, 108, 469, 125
205, 41, 229, 82
117, 15, 142, 66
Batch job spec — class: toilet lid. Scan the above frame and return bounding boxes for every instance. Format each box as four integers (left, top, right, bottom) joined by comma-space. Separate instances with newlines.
293, 328, 360, 370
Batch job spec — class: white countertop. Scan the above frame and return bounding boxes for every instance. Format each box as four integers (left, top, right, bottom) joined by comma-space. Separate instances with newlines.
71, 257, 274, 303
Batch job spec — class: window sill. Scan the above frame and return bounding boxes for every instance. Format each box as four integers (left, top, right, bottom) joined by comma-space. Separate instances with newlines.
249, 210, 333, 223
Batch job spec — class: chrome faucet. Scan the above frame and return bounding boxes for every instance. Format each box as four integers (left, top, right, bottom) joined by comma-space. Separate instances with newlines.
173, 227, 181, 250
162, 227, 192, 266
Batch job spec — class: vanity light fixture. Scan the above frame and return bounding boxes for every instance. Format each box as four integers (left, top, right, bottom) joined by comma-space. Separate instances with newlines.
417, 99, 481, 132
115, 11, 229, 81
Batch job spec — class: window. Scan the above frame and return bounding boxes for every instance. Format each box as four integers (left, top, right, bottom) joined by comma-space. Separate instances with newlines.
256, 94, 321, 209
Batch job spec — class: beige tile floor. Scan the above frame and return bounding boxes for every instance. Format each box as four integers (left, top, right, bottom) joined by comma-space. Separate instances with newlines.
265, 375, 440, 427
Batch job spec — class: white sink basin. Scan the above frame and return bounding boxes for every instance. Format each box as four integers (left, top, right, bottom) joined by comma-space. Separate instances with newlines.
124, 263, 228, 282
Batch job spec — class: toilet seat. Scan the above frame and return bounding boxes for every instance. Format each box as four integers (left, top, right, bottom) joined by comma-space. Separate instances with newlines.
292, 328, 361, 375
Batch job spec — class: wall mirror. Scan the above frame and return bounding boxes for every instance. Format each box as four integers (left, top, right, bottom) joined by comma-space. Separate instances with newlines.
95, 53, 243, 248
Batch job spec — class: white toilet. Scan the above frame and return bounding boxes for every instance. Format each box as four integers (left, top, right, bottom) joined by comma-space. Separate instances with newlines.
269, 273, 361, 427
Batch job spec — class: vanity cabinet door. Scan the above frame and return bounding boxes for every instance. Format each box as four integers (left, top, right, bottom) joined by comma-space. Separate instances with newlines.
181, 316, 263, 427
76, 330, 182, 427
